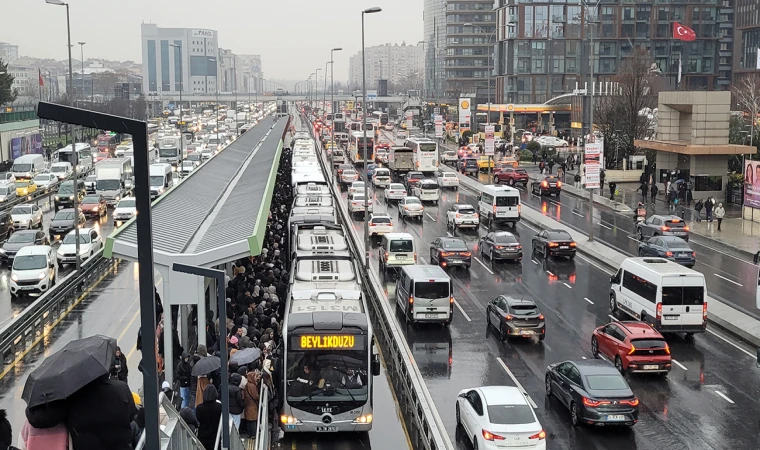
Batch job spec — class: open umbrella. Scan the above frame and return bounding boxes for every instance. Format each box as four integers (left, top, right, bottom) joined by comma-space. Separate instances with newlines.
191, 355, 221, 376
229, 347, 261, 366
22, 335, 117, 408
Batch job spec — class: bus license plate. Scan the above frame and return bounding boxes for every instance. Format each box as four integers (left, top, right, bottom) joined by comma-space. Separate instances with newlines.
606, 415, 625, 421
316, 426, 338, 432
664, 315, 679, 320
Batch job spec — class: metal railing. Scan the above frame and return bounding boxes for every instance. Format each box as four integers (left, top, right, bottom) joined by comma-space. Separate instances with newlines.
0, 249, 118, 365
214, 416, 247, 450
254, 383, 270, 450
0, 168, 94, 214
136, 392, 207, 450
303, 113, 452, 450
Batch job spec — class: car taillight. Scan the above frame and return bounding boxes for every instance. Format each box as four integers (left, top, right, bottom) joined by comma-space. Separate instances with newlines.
441, 252, 454, 257
504, 314, 513, 320
665, 251, 673, 257
482, 430, 504, 441
556, 180, 562, 188
518, 204, 521, 213
570, 242, 577, 247
450, 296, 454, 304
683, 226, 690, 231
404, 206, 409, 210
538, 314, 544, 320
529, 431, 546, 440
661, 226, 671, 231
702, 302, 707, 321
582, 397, 608, 407
495, 245, 503, 249
548, 242, 559, 247
461, 251, 471, 257
414, 252, 417, 261
456, 213, 461, 218
541, 181, 548, 188
665, 344, 671, 355
656, 302, 662, 321
692, 251, 696, 257
384, 251, 389, 261
628, 344, 637, 355
621, 398, 640, 406
369, 222, 376, 226
409, 296, 414, 304
493, 205, 497, 213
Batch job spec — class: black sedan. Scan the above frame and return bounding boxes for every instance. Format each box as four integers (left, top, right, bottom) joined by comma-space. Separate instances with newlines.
531, 175, 562, 197
404, 171, 424, 191
0, 229, 48, 265
457, 158, 478, 175
49, 208, 86, 240
486, 295, 545, 341
429, 237, 471, 270
478, 231, 522, 262
545, 359, 639, 427
638, 236, 695, 267
532, 229, 576, 259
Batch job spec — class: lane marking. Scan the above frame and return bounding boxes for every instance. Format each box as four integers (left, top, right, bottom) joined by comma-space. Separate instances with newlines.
598, 222, 613, 230
116, 308, 141, 343
474, 257, 494, 275
572, 211, 584, 217
497, 357, 538, 409
608, 314, 619, 322
713, 273, 743, 287
715, 391, 735, 404
531, 259, 538, 265
563, 282, 573, 289
425, 212, 436, 222
454, 299, 472, 322
672, 359, 688, 371
546, 271, 554, 276
576, 254, 614, 275
581, 356, 587, 360
706, 329, 756, 358
446, 231, 453, 237
584, 297, 594, 304
627, 236, 639, 242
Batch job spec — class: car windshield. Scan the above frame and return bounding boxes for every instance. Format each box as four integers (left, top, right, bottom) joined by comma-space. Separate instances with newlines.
495, 196, 519, 207
149, 176, 165, 186
415, 282, 449, 299
11, 206, 32, 215
374, 170, 389, 176
352, 182, 365, 187
14, 181, 29, 188
13, 164, 31, 172
33, 176, 49, 183
465, 160, 477, 166
630, 338, 667, 349
63, 233, 91, 244
442, 240, 467, 250
96, 179, 120, 191
408, 173, 422, 178
13, 254, 47, 271
58, 183, 75, 194
54, 211, 75, 221
389, 239, 413, 253
390, 184, 404, 190
493, 234, 518, 244
117, 199, 136, 208
51, 166, 67, 173
457, 208, 476, 215
352, 195, 366, 202
421, 182, 437, 189
547, 231, 572, 241
585, 374, 629, 390
664, 239, 690, 249
343, 170, 356, 176
0, 187, 10, 195
86, 175, 97, 182
487, 405, 535, 425
371, 216, 391, 224
405, 198, 420, 205
511, 304, 538, 315
81, 196, 100, 204
7, 232, 35, 244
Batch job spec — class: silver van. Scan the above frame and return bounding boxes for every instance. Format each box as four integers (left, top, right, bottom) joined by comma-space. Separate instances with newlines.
395, 265, 453, 325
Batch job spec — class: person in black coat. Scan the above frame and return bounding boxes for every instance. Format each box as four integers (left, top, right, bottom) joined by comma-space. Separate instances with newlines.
196, 385, 222, 450
0, 410, 11, 450
65, 375, 138, 450
109, 346, 129, 383
177, 352, 193, 409
228, 373, 245, 430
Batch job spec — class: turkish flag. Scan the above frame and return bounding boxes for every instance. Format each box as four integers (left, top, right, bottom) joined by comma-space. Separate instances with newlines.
38, 68, 44, 87
673, 22, 696, 41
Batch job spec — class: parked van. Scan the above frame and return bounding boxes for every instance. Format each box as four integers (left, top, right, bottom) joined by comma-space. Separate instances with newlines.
0, 181, 18, 204
149, 163, 173, 199
477, 184, 521, 226
378, 232, 416, 275
10, 245, 57, 298
395, 265, 453, 325
11, 154, 46, 180
609, 257, 707, 335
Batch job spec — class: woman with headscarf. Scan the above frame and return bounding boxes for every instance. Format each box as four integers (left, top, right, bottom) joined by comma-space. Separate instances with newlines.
242, 371, 261, 437
195, 385, 222, 450
194, 375, 210, 409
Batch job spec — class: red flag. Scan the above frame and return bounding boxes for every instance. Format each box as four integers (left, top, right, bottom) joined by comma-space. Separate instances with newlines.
38, 68, 44, 87
673, 22, 696, 41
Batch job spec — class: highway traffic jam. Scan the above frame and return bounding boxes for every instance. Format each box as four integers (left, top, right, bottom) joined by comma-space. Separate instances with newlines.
292, 105, 755, 450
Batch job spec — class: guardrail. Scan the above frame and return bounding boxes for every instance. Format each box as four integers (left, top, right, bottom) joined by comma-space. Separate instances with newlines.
0, 168, 94, 214
0, 249, 119, 365
303, 114, 452, 450
254, 383, 271, 450
214, 416, 247, 450
136, 391, 207, 450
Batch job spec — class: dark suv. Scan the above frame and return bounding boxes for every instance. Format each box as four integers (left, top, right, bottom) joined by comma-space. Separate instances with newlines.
54, 179, 86, 211
457, 158, 478, 175
0, 213, 13, 242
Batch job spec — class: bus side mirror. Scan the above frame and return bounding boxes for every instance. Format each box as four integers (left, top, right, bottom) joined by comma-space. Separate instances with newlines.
371, 354, 381, 376
757, 348, 760, 369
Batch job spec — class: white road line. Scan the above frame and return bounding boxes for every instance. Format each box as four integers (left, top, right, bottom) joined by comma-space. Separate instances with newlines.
715, 391, 735, 404
563, 282, 573, 289
474, 257, 494, 275
672, 359, 688, 371
627, 236, 639, 242
713, 273, 743, 287
581, 356, 587, 360
608, 314, 619, 322
572, 211, 584, 217
531, 259, 539, 265
497, 357, 538, 409
584, 297, 594, 304
446, 231, 453, 237
546, 271, 554, 276
598, 222, 613, 230
520, 222, 539, 233
706, 329, 756, 358
425, 212, 436, 222
454, 299, 472, 322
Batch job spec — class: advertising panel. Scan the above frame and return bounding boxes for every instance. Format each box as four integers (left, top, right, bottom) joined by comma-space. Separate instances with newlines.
584, 142, 603, 189
10, 134, 43, 160
744, 160, 760, 209
484, 125, 495, 156
405, 110, 414, 129
434, 114, 443, 138
458, 98, 471, 129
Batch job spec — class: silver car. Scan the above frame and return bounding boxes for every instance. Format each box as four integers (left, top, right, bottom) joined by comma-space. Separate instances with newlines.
384, 183, 407, 202
398, 196, 424, 221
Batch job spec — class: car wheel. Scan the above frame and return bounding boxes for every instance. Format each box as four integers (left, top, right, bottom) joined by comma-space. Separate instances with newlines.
493, 176, 499, 184
609, 294, 618, 313
489, 247, 494, 261
455, 402, 461, 427
638, 248, 644, 257
499, 323, 506, 341
637, 228, 644, 241
545, 374, 553, 397
430, 250, 435, 263
591, 336, 599, 358
570, 402, 580, 427
615, 356, 624, 374
508, 178, 515, 187
472, 437, 479, 450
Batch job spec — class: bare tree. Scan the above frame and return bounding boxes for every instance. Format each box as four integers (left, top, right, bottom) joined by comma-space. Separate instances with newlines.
733, 73, 760, 152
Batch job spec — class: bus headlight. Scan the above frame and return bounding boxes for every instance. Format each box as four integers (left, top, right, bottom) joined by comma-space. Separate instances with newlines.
352, 414, 373, 424
280, 415, 301, 425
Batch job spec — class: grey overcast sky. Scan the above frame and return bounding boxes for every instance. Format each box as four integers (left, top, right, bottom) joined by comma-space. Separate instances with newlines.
3, 0, 423, 82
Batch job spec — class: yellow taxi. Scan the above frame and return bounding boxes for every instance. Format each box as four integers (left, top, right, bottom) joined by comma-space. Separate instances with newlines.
501, 156, 519, 168
477, 155, 495, 170
15, 179, 38, 197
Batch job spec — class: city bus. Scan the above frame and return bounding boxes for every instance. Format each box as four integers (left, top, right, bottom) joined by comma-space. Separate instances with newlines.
349, 131, 374, 165
97, 132, 119, 154
372, 111, 389, 126
55, 143, 93, 173
280, 226, 380, 433
404, 137, 438, 174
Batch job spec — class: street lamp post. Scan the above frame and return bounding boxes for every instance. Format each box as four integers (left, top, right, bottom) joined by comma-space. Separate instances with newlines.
324, 61, 329, 120
77, 42, 85, 107
362, 7, 382, 268
207, 57, 218, 148
46, 0, 81, 272
583, 0, 601, 242
315, 68, 322, 113
169, 44, 184, 160
330, 48, 343, 150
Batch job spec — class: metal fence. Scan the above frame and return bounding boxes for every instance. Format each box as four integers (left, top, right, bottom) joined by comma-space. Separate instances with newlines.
254, 384, 270, 450
0, 250, 119, 365
136, 392, 207, 450
214, 416, 247, 450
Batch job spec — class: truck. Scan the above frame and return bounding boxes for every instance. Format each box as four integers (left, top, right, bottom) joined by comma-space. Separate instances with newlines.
95, 158, 133, 205
235, 112, 247, 128
388, 146, 414, 176
157, 135, 182, 168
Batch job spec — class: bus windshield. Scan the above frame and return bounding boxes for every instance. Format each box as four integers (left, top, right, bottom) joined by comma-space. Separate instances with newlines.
286, 350, 369, 404
159, 148, 178, 158
419, 143, 437, 153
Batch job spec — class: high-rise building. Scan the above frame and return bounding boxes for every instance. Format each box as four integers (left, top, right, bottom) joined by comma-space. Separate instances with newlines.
734, 0, 760, 82
0, 42, 19, 62
140, 23, 219, 96
423, 0, 447, 99
236, 54, 264, 94
494, 0, 733, 105
348, 43, 423, 92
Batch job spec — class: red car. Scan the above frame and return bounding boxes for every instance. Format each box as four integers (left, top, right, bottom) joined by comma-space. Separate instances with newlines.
94, 152, 110, 163
493, 167, 529, 186
591, 321, 671, 375
79, 194, 107, 219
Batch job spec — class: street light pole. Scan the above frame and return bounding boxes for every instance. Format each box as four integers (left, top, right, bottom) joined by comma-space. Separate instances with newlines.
362, 7, 382, 268
77, 42, 85, 107
324, 61, 329, 120
583, 0, 601, 242
315, 68, 322, 113
170, 44, 184, 159
331, 48, 343, 150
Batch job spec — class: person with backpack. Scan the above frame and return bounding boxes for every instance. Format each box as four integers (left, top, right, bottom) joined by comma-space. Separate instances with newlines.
694, 199, 704, 222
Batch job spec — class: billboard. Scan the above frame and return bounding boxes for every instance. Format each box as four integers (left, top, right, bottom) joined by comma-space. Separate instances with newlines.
584, 142, 603, 189
434, 114, 443, 138
744, 160, 760, 209
458, 98, 471, 128
484, 125, 495, 156
10, 134, 43, 160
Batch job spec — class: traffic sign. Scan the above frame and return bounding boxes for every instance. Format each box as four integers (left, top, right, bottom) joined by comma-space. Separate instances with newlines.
367, 93, 377, 101
571, 121, 583, 129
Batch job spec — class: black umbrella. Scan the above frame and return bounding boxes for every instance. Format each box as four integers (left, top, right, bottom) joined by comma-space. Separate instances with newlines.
22, 335, 117, 408
229, 347, 261, 366
192, 356, 221, 376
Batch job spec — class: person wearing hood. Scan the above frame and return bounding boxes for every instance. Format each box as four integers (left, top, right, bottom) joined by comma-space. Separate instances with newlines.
228, 372, 245, 430
130, 408, 145, 448
195, 385, 222, 450
65, 375, 138, 450
109, 346, 128, 383
20, 401, 69, 450
242, 372, 261, 437
0, 410, 11, 450
176, 352, 193, 409
180, 407, 200, 434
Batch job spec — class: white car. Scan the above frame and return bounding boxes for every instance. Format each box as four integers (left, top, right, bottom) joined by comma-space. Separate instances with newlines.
384, 123, 394, 131
437, 171, 460, 189
84, 174, 97, 193
113, 197, 136, 227
456, 386, 546, 450
395, 129, 407, 139
180, 160, 198, 176
398, 196, 424, 221
348, 192, 373, 217
201, 148, 214, 160
348, 181, 367, 196
340, 169, 359, 186
368, 213, 394, 239
384, 183, 407, 202
56, 228, 103, 265
372, 168, 392, 188
33, 173, 59, 191
440, 150, 458, 163
537, 136, 568, 147
50, 162, 73, 180
10, 204, 43, 230
446, 204, 480, 230
411, 180, 440, 204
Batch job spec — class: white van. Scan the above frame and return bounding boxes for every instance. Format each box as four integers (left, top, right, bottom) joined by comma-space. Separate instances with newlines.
378, 232, 416, 275
11, 154, 46, 180
477, 185, 521, 226
609, 257, 707, 335
395, 265, 453, 325
10, 245, 57, 298
149, 163, 173, 199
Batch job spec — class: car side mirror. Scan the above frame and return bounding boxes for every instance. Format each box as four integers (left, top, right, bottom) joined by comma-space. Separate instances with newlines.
458, 392, 467, 398
372, 354, 381, 376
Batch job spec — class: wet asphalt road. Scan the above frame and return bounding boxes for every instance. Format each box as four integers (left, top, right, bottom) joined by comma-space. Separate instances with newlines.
324, 129, 760, 450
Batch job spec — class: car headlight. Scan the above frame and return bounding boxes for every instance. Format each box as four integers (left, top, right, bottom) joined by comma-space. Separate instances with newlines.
0, 249, 5, 254
93, 207, 98, 212
352, 414, 373, 424
115, 195, 120, 201
38, 272, 46, 280
57, 248, 64, 256
11, 273, 17, 282
69, 196, 74, 200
